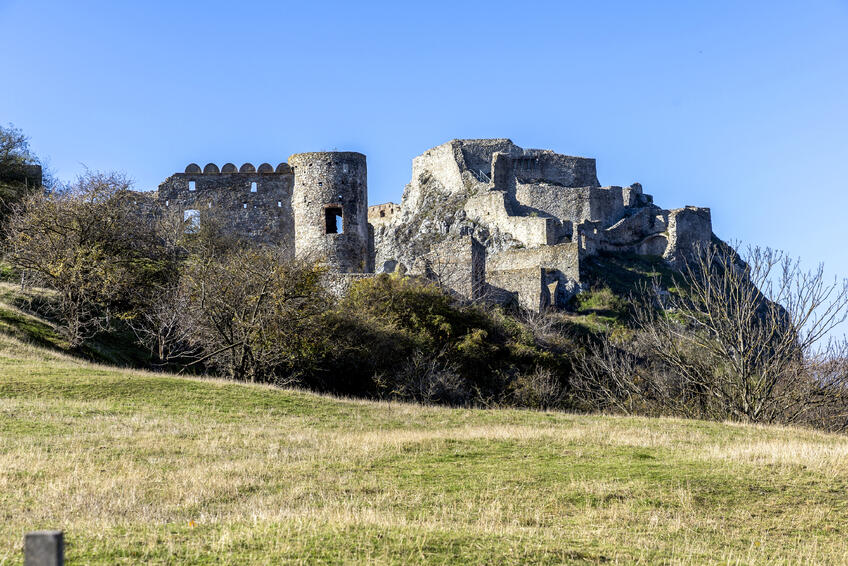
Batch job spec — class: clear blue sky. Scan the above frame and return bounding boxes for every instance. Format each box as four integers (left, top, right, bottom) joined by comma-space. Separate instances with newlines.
2, 0, 847, 278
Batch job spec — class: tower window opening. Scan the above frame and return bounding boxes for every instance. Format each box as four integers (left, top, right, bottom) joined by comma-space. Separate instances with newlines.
343, 164, 349, 173
243, 202, 248, 209
380, 210, 385, 217
324, 205, 343, 234
188, 181, 196, 191
277, 201, 282, 207
250, 182, 257, 193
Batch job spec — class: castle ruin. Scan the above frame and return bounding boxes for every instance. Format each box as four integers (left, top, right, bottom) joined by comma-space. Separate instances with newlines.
154, 139, 713, 311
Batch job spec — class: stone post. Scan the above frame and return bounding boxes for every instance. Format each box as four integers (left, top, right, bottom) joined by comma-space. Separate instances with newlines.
24, 530, 64, 566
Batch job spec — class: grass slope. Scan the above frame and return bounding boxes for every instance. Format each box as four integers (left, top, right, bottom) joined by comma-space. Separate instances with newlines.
0, 282, 150, 368
1, 336, 847, 564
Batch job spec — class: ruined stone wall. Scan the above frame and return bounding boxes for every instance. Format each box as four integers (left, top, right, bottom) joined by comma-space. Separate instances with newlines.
413, 235, 486, 301
598, 208, 669, 256
664, 207, 712, 265
487, 243, 581, 282
322, 272, 375, 297
486, 242, 581, 310
368, 202, 401, 227
576, 205, 712, 261
157, 162, 294, 250
0, 163, 42, 188
485, 267, 548, 311
464, 190, 557, 247
457, 139, 516, 180
290, 152, 369, 273
511, 150, 599, 187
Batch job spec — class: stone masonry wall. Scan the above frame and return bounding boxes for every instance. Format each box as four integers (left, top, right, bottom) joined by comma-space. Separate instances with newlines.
368, 202, 401, 227
157, 162, 294, 251
290, 152, 370, 273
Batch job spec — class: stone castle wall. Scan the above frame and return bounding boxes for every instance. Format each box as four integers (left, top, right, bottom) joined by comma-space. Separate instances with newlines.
157, 162, 294, 249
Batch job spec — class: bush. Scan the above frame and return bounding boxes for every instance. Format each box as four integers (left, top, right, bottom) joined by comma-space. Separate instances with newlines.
332, 273, 566, 405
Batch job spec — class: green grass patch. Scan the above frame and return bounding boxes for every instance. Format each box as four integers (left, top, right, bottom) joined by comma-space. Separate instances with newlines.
1, 339, 848, 564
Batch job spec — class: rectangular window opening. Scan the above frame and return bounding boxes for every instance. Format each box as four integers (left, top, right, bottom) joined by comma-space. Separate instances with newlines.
183, 209, 200, 233
324, 206, 343, 234
243, 202, 248, 209
188, 180, 196, 191
250, 181, 257, 193
277, 201, 282, 207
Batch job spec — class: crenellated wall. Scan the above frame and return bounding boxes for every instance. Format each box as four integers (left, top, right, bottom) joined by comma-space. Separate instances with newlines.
157, 162, 295, 249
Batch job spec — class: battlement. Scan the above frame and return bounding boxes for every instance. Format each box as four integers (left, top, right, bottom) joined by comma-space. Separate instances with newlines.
156, 161, 295, 248
180, 162, 293, 176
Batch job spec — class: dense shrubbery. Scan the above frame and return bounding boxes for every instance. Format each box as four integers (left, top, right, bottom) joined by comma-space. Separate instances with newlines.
315, 274, 568, 404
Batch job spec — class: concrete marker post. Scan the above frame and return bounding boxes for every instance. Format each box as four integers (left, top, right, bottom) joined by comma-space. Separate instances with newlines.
24, 530, 64, 566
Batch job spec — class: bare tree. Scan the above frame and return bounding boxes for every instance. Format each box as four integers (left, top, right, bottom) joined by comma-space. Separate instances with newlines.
126, 280, 199, 365
634, 242, 848, 424
571, 338, 644, 414
511, 366, 565, 410
179, 245, 326, 383
4, 170, 166, 346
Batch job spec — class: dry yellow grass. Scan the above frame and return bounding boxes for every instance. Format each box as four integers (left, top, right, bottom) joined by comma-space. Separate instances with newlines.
1, 335, 848, 564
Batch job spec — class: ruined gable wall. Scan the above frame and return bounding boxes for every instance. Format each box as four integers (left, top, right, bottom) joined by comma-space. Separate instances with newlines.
512, 151, 599, 188
157, 163, 294, 250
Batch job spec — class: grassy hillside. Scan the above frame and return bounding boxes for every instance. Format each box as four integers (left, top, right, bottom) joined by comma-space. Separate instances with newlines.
0, 281, 149, 367
1, 335, 848, 564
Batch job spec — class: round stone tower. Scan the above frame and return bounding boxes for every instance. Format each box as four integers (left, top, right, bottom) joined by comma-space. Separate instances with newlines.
290, 151, 369, 273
